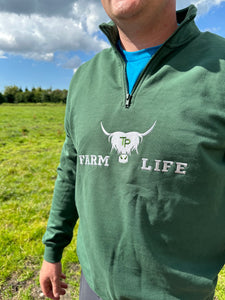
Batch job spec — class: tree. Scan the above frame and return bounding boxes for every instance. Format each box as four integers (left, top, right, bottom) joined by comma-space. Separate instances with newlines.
61, 89, 68, 103
50, 89, 67, 103
15, 91, 25, 103
32, 87, 43, 103
0, 92, 5, 104
41, 89, 51, 103
4, 86, 21, 103
2, 85, 68, 104
23, 89, 32, 103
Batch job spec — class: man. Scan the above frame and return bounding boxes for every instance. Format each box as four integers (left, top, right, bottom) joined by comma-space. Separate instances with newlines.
40, 0, 225, 299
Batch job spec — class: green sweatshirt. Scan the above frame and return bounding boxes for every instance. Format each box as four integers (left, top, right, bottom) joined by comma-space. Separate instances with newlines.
43, 5, 225, 300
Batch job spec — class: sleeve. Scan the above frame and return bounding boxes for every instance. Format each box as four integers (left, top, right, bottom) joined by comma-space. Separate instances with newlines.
42, 92, 79, 263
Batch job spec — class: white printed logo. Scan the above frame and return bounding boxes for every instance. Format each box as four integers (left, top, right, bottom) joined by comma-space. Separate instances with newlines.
101, 121, 157, 164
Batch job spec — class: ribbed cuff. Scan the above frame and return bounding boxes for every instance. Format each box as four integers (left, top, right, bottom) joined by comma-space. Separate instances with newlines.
44, 246, 64, 263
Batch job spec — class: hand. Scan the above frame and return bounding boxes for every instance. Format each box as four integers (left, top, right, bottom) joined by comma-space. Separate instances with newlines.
39, 260, 68, 300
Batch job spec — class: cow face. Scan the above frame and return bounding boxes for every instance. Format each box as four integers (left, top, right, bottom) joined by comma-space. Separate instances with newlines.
101, 121, 156, 164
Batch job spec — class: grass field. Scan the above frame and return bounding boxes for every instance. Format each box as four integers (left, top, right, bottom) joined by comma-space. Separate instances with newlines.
0, 104, 224, 300
0, 104, 80, 300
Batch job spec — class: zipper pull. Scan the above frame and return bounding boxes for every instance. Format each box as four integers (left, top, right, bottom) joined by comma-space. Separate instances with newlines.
125, 93, 132, 108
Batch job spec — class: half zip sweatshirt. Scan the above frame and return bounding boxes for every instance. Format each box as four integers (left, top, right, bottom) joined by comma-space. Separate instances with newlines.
43, 5, 225, 300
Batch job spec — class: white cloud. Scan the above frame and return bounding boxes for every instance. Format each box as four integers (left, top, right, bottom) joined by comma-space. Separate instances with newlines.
0, 50, 7, 59
55, 53, 82, 69
0, 12, 109, 63
0, 0, 109, 68
201, 27, 221, 34
72, 0, 109, 35
23, 52, 54, 62
177, 0, 225, 14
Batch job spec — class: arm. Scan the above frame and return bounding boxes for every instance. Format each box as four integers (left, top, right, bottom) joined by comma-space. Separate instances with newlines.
42, 130, 78, 263
40, 96, 79, 298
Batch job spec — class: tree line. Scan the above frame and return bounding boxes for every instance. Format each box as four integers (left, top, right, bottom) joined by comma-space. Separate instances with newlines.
0, 86, 68, 104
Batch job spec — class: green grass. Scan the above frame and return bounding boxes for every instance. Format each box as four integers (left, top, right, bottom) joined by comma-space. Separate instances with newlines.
0, 104, 80, 299
0, 104, 224, 299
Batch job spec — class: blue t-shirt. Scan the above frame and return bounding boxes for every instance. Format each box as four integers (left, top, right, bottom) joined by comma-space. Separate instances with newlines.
117, 41, 161, 94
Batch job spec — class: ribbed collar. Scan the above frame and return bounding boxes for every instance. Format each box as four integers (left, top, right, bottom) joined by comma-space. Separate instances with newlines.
99, 5, 200, 50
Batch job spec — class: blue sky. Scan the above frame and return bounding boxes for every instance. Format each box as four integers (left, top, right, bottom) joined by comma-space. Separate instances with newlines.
0, 0, 225, 93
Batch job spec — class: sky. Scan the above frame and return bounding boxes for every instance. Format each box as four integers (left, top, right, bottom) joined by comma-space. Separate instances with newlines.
0, 0, 225, 92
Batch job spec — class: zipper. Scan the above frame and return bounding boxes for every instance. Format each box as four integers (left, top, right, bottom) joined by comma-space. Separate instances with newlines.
124, 65, 146, 109
122, 58, 132, 109
125, 93, 132, 108
123, 46, 164, 109
123, 48, 161, 109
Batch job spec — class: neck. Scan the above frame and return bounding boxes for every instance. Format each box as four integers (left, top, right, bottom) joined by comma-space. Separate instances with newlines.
117, 6, 178, 51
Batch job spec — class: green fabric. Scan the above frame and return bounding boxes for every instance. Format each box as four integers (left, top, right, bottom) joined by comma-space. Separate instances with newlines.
43, 5, 225, 300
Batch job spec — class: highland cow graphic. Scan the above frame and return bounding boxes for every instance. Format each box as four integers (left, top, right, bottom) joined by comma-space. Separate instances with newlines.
101, 121, 157, 164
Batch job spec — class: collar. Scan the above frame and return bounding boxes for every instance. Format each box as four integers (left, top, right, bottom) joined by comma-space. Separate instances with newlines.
99, 5, 200, 50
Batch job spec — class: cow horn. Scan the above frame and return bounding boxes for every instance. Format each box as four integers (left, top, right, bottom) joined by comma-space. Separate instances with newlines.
101, 122, 111, 136
140, 121, 157, 136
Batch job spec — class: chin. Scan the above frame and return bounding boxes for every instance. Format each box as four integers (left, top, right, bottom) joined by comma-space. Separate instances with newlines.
109, 0, 142, 19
